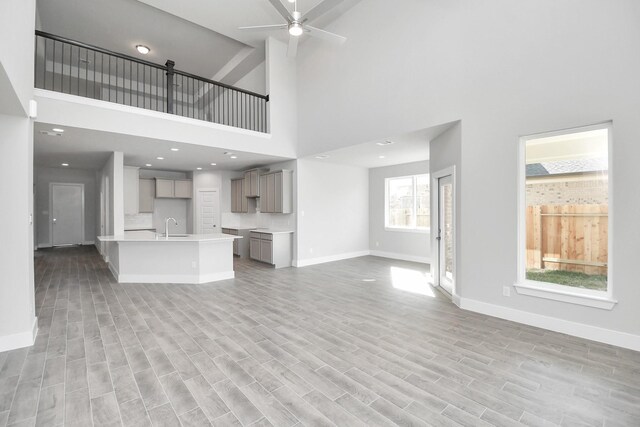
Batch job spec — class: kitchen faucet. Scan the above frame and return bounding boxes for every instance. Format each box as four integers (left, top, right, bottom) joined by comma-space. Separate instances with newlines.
164, 217, 178, 239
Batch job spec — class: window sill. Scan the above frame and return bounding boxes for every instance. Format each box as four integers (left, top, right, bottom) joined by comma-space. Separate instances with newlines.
513, 281, 617, 310
384, 227, 430, 234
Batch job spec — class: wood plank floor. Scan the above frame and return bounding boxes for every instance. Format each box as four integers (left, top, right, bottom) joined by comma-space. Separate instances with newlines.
1, 246, 639, 427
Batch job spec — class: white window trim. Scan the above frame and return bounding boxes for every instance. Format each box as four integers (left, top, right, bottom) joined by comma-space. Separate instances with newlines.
514, 122, 617, 310
384, 174, 430, 233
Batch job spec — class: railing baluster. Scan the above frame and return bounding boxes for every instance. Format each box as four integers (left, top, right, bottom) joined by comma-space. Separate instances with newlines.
35, 31, 268, 132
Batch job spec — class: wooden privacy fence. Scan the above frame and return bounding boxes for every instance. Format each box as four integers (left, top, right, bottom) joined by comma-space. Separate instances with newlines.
526, 204, 608, 275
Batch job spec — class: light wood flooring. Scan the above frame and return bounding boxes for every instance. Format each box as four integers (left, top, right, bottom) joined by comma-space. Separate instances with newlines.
0, 245, 639, 426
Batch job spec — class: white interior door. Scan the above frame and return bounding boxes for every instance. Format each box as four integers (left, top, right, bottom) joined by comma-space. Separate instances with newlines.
197, 189, 219, 234
51, 183, 84, 246
437, 175, 454, 295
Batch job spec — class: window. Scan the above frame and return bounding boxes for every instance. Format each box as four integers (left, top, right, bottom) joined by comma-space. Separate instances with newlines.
516, 123, 615, 309
385, 174, 429, 231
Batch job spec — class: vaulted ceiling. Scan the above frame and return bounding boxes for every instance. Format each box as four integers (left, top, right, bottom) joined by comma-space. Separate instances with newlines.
37, 0, 362, 87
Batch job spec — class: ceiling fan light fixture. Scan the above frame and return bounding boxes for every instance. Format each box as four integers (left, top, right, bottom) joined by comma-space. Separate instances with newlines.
288, 22, 303, 37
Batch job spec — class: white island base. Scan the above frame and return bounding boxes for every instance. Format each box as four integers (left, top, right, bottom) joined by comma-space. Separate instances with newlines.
98, 233, 240, 284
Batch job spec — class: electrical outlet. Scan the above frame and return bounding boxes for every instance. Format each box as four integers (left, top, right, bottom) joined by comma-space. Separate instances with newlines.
309, 248, 313, 254
376, 241, 379, 247
191, 261, 197, 269
503, 286, 511, 297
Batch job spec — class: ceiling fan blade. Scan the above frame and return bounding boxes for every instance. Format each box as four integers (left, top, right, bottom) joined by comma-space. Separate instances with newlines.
267, 0, 293, 21
287, 35, 299, 58
305, 25, 346, 44
303, 0, 344, 23
238, 24, 288, 31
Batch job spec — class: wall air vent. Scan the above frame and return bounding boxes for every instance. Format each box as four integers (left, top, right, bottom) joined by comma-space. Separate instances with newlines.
40, 131, 62, 136
376, 140, 394, 146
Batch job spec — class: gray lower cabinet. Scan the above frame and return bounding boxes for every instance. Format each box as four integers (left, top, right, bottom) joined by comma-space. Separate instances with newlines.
222, 228, 251, 258
249, 231, 292, 268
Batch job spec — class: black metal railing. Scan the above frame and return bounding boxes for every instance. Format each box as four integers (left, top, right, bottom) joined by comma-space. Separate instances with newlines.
34, 31, 269, 133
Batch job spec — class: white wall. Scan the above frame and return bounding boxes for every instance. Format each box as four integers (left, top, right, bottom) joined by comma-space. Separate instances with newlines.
98, 152, 124, 258
35, 167, 98, 246
297, 0, 640, 348
266, 37, 297, 152
0, 0, 35, 115
296, 159, 369, 266
0, 0, 36, 351
369, 161, 430, 263
0, 114, 36, 351
234, 61, 266, 96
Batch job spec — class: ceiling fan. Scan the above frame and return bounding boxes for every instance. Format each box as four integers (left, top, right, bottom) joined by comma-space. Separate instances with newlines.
239, 0, 346, 58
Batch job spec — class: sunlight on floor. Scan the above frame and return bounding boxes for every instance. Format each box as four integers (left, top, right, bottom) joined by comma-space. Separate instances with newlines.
390, 266, 435, 297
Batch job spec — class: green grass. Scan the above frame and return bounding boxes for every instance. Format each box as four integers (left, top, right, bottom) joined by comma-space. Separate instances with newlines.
526, 269, 607, 291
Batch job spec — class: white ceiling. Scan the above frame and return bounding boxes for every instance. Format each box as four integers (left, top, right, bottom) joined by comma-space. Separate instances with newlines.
34, 123, 291, 172
37, 0, 361, 85
307, 122, 456, 169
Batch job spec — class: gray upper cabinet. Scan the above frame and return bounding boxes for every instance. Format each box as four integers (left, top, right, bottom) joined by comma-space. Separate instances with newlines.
259, 170, 292, 214
155, 178, 174, 198
138, 179, 155, 213
155, 178, 192, 199
243, 169, 261, 197
174, 180, 193, 198
230, 178, 248, 213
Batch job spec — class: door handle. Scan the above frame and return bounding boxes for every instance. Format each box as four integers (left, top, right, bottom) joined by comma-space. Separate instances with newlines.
52, 218, 57, 224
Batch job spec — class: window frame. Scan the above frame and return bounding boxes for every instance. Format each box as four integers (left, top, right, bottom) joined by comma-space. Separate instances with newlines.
514, 122, 617, 310
384, 174, 430, 233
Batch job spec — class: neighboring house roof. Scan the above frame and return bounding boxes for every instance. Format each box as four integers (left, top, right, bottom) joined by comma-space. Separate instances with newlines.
526, 158, 607, 177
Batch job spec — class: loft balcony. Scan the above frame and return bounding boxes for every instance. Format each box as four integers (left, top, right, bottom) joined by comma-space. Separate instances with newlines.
34, 31, 269, 133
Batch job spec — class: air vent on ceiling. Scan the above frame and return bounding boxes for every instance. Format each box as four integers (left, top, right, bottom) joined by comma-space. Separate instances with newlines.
376, 140, 394, 146
40, 131, 61, 136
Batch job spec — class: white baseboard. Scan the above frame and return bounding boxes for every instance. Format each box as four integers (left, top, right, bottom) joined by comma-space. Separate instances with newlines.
294, 250, 371, 268
37, 242, 94, 249
117, 271, 235, 284
369, 250, 430, 264
458, 297, 640, 352
0, 316, 38, 352
108, 262, 119, 281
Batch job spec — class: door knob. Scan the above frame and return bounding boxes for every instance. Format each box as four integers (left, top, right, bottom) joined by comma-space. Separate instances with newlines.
52, 218, 57, 223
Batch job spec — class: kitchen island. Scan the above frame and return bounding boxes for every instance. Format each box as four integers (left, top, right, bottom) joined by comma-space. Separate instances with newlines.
97, 232, 241, 284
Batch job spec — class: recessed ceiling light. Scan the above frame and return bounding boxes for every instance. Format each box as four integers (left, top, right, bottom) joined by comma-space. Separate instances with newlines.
196, 167, 202, 170
170, 148, 179, 152
136, 45, 150, 55
145, 164, 152, 167
315, 155, 329, 159
379, 155, 385, 159
376, 140, 394, 146
230, 155, 238, 159
156, 157, 164, 160
52, 128, 64, 133
61, 163, 69, 167
210, 163, 217, 166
